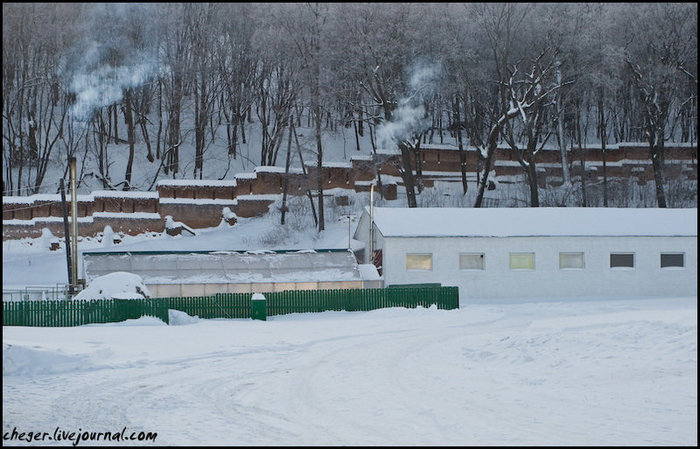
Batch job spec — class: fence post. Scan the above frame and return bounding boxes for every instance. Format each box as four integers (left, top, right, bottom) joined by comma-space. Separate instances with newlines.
251, 293, 266, 321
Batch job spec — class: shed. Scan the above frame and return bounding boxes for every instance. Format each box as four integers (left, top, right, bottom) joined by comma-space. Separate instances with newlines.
83, 249, 382, 297
354, 207, 697, 300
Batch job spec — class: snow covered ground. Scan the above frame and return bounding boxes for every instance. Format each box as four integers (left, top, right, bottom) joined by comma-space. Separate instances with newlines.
3, 189, 697, 445
3, 296, 697, 446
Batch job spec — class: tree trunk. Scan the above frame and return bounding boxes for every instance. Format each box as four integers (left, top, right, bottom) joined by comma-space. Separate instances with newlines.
398, 141, 418, 208
357, 105, 364, 136
353, 117, 361, 152
527, 157, 539, 207
281, 116, 293, 226
311, 14, 325, 232
578, 113, 587, 207
113, 104, 119, 143
123, 89, 136, 190
555, 68, 570, 185
240, 112, 247, 144
650, 140, 667, 208
156, 80, 163, 160
97, 112, 109, 189
315, 98, 325, 231
599, 95, 608, 207
194, 77, 207, 180
413, 139, 424, 194
454, 98, 468, 195
293, 124, 318, 226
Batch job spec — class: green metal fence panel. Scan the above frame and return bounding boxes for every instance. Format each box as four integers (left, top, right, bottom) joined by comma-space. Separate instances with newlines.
2, 285, 458, 327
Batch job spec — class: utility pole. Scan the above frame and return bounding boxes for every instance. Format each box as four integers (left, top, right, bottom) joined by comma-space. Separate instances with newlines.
69, 157, 79, 293
59, 179, 73, 295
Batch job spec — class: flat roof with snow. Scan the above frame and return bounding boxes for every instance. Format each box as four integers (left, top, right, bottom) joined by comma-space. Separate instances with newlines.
369, 207, 697, 238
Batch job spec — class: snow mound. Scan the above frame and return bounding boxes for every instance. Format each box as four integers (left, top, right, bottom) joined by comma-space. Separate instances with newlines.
94, 316, 167, 326
165, 215, 197, 236
3, 343, 90, 376
168, 309, 200, 326
74, 272, 152, 300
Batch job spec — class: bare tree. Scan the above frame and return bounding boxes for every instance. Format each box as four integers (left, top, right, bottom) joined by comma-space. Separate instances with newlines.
215, 4, 256, 160
500, 50, 569, 206
276, 3, 330, 230
188, 4, 223, 179
462, 3, 531, 208
158, 4, 193, 177
623, 3, 697, 207
2, 3, 82, 195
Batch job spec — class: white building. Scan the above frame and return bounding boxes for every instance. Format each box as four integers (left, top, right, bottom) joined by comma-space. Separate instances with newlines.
354, 207, 697, 300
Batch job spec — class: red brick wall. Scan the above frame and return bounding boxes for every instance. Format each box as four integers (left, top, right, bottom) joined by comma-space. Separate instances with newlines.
2, 144, 696, 240
234, 198, 275, 218
158, 202, 234, 228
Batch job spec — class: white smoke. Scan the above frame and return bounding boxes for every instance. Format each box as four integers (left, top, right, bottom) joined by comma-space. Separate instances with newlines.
375, 62, 443, 150
66, 4, 163, 122
69, 61, 160, 121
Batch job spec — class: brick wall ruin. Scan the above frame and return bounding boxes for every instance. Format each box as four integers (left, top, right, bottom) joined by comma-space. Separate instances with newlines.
3, 144, 696, 240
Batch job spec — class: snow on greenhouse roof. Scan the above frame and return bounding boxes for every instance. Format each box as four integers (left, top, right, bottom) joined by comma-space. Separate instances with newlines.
83, 250, 364, 284
370, 207, 697, 238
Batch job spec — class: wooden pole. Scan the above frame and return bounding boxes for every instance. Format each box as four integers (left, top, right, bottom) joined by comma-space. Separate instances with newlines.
59, 178, 73, 294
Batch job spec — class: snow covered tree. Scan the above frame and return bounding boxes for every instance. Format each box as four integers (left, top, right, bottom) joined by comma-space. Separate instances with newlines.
622, 3, 697, 207
276, 3, 331, 230
500, 50, 570, 207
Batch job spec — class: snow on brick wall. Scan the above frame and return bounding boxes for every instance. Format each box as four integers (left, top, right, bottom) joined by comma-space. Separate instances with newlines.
2, 144, 696, 240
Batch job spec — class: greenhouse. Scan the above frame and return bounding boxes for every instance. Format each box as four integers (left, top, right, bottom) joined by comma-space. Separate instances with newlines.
82, 249, 382, 297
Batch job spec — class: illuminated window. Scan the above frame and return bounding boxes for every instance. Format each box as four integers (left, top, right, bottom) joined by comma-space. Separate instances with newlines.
406, 254, 432, 271
509, 252, 535, 270
459, 253, 485, 270
660, 253, 684, 268
610, 253, 634, 268
559, 252, 585, 269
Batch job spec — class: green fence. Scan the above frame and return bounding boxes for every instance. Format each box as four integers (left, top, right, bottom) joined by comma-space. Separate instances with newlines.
2, 286, 459, 327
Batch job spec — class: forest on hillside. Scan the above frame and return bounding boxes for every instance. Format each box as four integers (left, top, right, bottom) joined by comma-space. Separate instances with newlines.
2, 3, 697, 211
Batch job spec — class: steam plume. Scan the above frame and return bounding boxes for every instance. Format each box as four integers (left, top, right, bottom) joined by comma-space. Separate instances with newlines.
65, 4, 162, 122
376, 62, 442, 149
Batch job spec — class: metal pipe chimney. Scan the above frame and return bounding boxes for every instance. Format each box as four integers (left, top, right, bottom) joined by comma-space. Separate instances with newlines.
69, 157, 79, 293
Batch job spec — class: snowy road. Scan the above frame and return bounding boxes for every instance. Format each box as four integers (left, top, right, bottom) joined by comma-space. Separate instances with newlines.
3, 296, 697, 445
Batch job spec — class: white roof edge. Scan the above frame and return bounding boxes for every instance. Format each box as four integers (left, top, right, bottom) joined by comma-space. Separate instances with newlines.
370, 207, 698, 238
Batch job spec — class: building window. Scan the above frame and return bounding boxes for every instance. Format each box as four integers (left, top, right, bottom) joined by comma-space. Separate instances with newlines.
406, 254, 432, 271
660, 253, 684, 268
559, 252, 584, 269
509, 252, 535, 270
610, 253, 634, 268
460, 253, 485, 270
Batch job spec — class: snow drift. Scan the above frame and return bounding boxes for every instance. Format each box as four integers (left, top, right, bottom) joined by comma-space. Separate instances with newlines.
73, 271, 151, 300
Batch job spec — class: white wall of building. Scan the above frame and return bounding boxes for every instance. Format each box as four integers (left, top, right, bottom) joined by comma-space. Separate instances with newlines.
379, 235, 697, 300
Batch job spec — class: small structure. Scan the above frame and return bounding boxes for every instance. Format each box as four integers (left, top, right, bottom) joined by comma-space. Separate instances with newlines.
83, 249, 382, 297
354, 207, 697, 300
